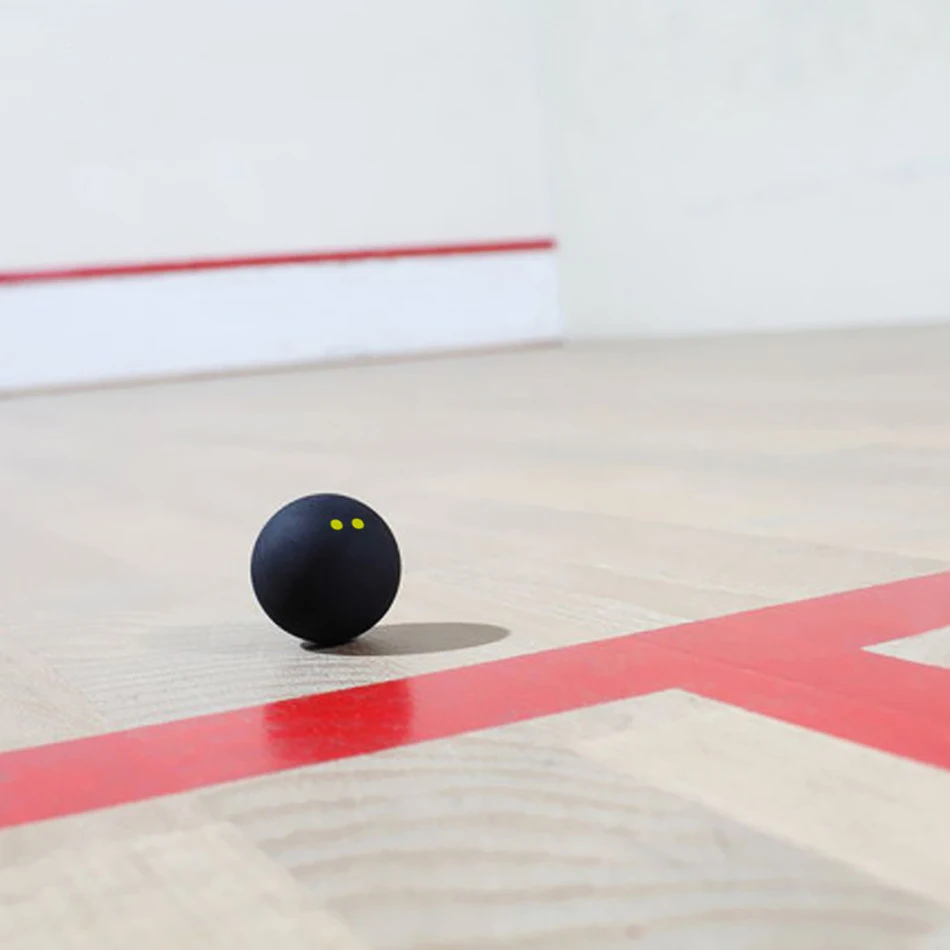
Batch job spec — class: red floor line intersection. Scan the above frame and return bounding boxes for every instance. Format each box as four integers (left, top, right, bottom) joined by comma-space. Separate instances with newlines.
1, 570, 948, 831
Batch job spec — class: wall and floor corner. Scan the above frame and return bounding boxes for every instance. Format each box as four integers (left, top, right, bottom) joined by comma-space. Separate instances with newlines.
0, 245, 560, 392
0, 0, 560, 391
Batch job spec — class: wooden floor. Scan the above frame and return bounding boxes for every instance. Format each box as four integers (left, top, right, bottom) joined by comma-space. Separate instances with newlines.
1, 324, 950, 948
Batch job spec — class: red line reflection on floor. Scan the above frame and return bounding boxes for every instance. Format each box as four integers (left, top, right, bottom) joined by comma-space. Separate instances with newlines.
1, 570, 949, 830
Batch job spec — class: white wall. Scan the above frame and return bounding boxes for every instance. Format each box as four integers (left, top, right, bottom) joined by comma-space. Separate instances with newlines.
540, 0, 950, 337
13, 0, 945, 384
0, 0, 558, 389
0, 0, 551, 269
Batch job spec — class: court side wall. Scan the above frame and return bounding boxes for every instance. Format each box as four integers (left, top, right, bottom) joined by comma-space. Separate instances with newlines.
539, 1, 950, 337
0, 0, 558, 390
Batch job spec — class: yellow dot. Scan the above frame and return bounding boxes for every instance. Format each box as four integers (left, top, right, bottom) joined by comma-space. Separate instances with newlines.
330, 519, 343, 530
352, 518, 365, 530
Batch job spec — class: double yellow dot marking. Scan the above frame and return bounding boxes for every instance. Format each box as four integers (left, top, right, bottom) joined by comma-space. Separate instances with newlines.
330, 518, 365, 531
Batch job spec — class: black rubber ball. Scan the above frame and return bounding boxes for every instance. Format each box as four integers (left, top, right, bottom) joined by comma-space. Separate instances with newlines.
250, 493, 401, 647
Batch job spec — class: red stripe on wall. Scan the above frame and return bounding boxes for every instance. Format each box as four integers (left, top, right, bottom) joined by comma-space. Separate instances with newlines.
0, 570, 948, 831
0, 238, 556, 287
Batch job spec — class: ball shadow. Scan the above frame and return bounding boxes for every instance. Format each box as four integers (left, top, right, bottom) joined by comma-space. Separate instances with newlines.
302, 621, 510, 657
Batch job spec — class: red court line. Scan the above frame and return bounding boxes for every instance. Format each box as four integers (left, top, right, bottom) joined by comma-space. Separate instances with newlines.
1, 570, 949, 831
0, 238, 556, 287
